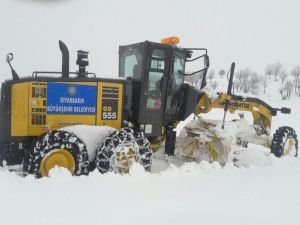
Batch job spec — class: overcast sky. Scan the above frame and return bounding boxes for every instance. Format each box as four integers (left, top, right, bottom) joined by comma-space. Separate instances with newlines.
0, 0, 299, 82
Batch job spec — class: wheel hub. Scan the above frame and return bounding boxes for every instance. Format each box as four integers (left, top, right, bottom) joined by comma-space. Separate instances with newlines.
113, 146, 138, 173
40, 149, 75, 177
284, 138, 296, 156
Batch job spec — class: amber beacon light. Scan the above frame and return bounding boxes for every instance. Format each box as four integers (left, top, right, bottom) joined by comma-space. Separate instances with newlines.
160, 36, 180, 45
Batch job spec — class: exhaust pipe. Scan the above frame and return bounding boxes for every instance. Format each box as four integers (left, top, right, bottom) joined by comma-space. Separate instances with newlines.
59, 40, 69, 78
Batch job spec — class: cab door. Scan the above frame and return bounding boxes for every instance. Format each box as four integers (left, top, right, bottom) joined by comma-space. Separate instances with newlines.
138, 47, 170, 136
164, 51, 185, 122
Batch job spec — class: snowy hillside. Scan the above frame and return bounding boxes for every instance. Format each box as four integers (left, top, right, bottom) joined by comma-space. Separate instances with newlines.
0, 74, 299, 225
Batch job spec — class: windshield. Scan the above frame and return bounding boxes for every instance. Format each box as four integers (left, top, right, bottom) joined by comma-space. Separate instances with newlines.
173, 54, 185, 87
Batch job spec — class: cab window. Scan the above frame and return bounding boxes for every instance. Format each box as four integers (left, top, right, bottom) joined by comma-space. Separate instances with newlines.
119, 47, 143, 80
147, 49, 165, 110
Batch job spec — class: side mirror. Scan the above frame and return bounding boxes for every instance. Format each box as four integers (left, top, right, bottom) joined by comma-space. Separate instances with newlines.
6, 52, 19, 80
6, 53, 14, 63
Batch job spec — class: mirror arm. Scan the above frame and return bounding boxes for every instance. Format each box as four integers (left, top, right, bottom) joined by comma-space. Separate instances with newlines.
184, 48, 207, 54
185, 53, 207, 62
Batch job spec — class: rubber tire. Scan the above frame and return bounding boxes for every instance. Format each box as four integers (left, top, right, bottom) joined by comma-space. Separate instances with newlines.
23, 130, 89, 177
96, 128, 152, 174
271, 126, 298, 157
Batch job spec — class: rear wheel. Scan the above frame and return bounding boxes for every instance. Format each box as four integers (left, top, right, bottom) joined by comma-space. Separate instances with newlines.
24, 130, 89, 177
95, 128, 152, 174
271, 126, 298, 157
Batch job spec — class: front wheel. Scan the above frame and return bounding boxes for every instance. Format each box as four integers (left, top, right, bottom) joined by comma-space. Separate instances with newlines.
24, 130, 89, 177
271, 126, 298, 157
95, 128, 152, 174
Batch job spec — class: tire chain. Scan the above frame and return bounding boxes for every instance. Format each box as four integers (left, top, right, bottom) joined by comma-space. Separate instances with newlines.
23, 130, 89, 177
96, 128, 153, 174
271, 126, 298, 157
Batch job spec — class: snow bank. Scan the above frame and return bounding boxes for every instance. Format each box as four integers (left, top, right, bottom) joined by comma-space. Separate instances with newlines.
0, 154, 300, 225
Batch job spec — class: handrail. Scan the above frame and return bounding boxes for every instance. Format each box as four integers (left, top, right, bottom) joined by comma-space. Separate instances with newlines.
32, 71, 96, 78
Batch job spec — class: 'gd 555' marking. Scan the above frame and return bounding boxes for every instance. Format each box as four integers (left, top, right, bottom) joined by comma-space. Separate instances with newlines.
101, 98, 118, 120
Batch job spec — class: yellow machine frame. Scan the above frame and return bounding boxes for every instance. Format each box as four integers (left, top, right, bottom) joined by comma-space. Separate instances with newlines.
195, 93, 274, 133
11, 81, 123, 137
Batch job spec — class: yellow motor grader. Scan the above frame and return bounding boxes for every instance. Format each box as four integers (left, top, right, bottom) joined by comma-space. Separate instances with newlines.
0, 37, 297, 177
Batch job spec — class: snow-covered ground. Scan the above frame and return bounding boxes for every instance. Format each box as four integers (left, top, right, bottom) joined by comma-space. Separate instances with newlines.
1, 154, 299, 225
0, 77, 299, 225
